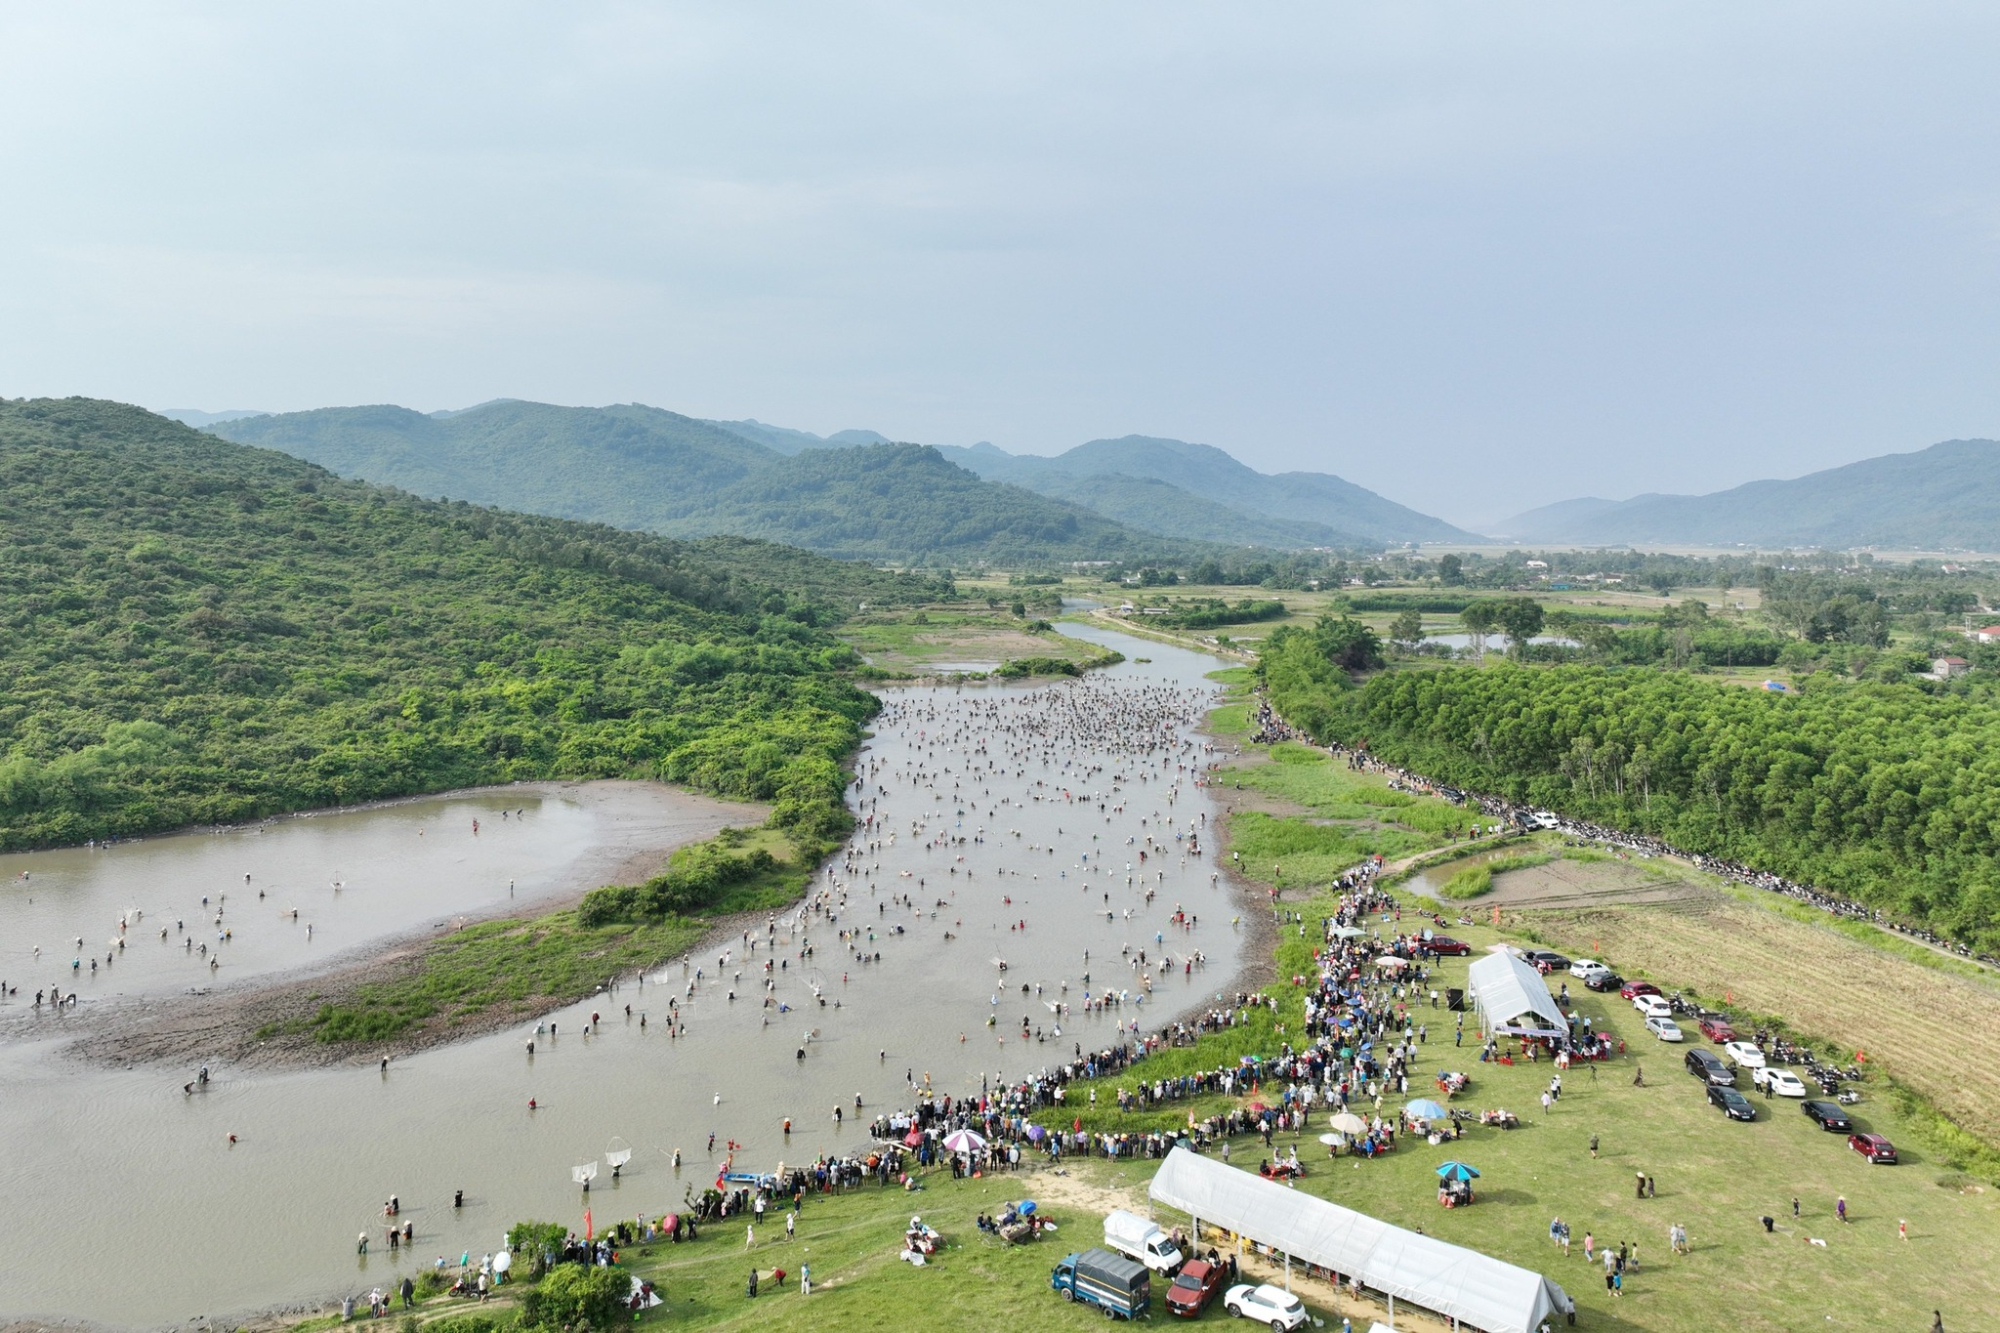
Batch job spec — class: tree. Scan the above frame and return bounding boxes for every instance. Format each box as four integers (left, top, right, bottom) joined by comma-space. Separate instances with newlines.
1388, 609, 1425, 653
1460, 601, 1498, 663
1312, 613, 1385, 672
1494, 597, 1546, 659
1439, 553, 1465, 586
519, 1262, 631, 1330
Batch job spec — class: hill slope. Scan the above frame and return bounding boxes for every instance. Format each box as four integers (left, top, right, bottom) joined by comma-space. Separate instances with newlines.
940, 434, 1481, 546
214, 402, 1194, 564
1493, 439, 2000, 549
0, 397, 943, 849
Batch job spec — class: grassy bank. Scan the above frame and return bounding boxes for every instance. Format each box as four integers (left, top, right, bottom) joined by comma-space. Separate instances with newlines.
256, 823, 823, 1046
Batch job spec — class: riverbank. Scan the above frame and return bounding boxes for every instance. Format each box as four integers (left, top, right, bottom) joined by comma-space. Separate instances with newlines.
27, 780, 768, 1073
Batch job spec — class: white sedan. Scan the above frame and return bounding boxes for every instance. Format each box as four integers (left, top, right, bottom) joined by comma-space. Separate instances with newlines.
1723, 1041, 1767, 1069
1223, 1283, 1311, 1331
1633, 995, 1672, 1019
1645, 1015, 1685, 1042
1754, 1067, 1808, 1097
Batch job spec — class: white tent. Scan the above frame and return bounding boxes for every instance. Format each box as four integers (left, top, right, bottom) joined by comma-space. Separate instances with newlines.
1465, 951, 1568, 1038
1148, 1149, 1570, 1333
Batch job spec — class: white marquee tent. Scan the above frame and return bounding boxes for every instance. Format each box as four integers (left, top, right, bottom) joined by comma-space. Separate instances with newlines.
1465, 950, 1568, 1038
1148, 1148, 1571, 1333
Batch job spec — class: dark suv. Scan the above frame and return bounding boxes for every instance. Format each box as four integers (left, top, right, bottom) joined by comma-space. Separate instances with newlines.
1685, 1049, 1735, 1087
1583, 971, 1623, 992
1523, 950, 1570, 973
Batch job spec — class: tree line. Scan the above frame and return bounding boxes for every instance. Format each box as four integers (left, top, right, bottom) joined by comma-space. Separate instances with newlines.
1273, 659, 2000, 948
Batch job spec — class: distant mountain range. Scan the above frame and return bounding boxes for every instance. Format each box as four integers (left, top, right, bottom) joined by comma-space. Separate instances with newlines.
210, 402, 1201, 565
700, 420, 1478, 548
203, 401, 1470, 562
1493, 439, 2000, 550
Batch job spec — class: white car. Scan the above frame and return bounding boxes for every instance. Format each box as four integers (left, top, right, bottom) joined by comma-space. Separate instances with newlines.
1570, 959, 1610, 980
1755, 1067, 1808, 1097
1723, 1041, 1767, 1069
1645, 1015, 1685, 1042
1633, 995, 1672, 1019
1223, 1283, 1310, 1331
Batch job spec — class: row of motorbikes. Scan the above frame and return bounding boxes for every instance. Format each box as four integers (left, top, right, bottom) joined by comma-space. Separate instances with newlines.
1660, 995, 1866, 1102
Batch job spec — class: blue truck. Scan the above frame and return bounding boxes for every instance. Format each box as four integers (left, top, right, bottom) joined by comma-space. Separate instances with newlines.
1052, 1247, 1152, 1320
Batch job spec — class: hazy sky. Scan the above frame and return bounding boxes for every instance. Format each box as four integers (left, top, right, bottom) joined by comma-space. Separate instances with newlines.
3, 4, 1997, 525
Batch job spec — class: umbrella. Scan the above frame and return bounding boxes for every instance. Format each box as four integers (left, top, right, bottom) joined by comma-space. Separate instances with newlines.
1025, 1124, 1046, 1142
1375, 955, 1411, 969
1436, 1161, 1481, 1181
1318, 1133, 1344, 1146
1329, 926, 1365, 940
1337, 1016, 1355, 1028
902, 1129, 924, 1147
1329, 1112, 1368, 1134
1018, 1200, 1037, 1215
1405, 1099, 1448, 1120
942, 1128, 986, 1154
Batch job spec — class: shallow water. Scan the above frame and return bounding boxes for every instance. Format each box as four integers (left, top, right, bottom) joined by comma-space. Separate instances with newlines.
0, 625, 1242, 1326
0, 782, 733, 1004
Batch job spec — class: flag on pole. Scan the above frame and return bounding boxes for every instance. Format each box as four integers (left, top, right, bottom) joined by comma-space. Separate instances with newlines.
584, 1209, 593, 1241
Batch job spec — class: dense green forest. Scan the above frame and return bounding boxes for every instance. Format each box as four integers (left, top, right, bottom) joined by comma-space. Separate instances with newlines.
0, 398, 945, 850
1275, 661, 2000, 947
214, 402, 1212, 566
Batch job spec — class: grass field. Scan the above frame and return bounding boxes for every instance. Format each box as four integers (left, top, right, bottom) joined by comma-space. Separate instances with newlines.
838, 610, 1107, 673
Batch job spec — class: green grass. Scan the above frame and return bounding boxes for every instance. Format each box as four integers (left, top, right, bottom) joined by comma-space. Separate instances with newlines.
1219, 744, 1475, 837
1439, 864, 1493, 899
269, 911, 710, 1043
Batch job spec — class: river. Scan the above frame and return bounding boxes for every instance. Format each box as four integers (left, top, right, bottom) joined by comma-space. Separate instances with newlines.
0, 624, 1242, 1326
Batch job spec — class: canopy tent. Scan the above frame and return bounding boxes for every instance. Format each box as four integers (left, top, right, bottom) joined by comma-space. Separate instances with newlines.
1465, 951, 1568, 1039
1149, 1148, 1570, 1333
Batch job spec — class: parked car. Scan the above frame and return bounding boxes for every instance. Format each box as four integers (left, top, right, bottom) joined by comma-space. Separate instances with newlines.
1583, 971, 1624, 992
1164, 1259, 1226, 1317
1620, 981, 1662, 1001
1052, 1249, 1152, 1321
1523, 949, 1571, 972
1722, 1041, 1766, 1069
1848, 1133, 1898, 1164
1222, 1283, 1311, 1331
1685, 1049, 1735, 1086
1646, 1015, 1685, 1042
1103, 1209, 1184, 1274
1697, 1017, 1737, 1043
1633, 995, 1673, 1019
1803, 1100, 1854, 1132
1426, 936, 1472, 957
1754, 1068, 1807, 1098
1569, 959, 1611, 980
1708, 1086, 1757, 1121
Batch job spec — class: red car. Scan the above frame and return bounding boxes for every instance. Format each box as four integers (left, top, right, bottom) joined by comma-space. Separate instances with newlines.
1848, 1133, 1898, 1164
1619, 981, 1662, 1001
1698, 1017, 1736, 1043
1427, 936, 1472, 957
1164, 1259, 1226, 1316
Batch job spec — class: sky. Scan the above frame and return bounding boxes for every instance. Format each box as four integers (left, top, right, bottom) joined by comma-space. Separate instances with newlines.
3, 4, 1998, 527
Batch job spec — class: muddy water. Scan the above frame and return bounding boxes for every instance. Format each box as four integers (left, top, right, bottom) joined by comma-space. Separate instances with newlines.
0, 627, 1243, 1327
0, 781, 747, 1004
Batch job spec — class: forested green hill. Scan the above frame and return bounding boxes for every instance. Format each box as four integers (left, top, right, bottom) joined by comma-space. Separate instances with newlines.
213, 402, 1200, 565
1281, 663, 2000, 947
0, 397, 944, 850
656, 442, 1197, 564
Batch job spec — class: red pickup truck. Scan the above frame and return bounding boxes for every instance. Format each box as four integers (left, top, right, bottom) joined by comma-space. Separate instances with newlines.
1164, 1259, 1226, 1317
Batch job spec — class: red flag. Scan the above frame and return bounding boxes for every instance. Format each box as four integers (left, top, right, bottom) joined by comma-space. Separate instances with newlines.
584, 1209, 593, 1241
